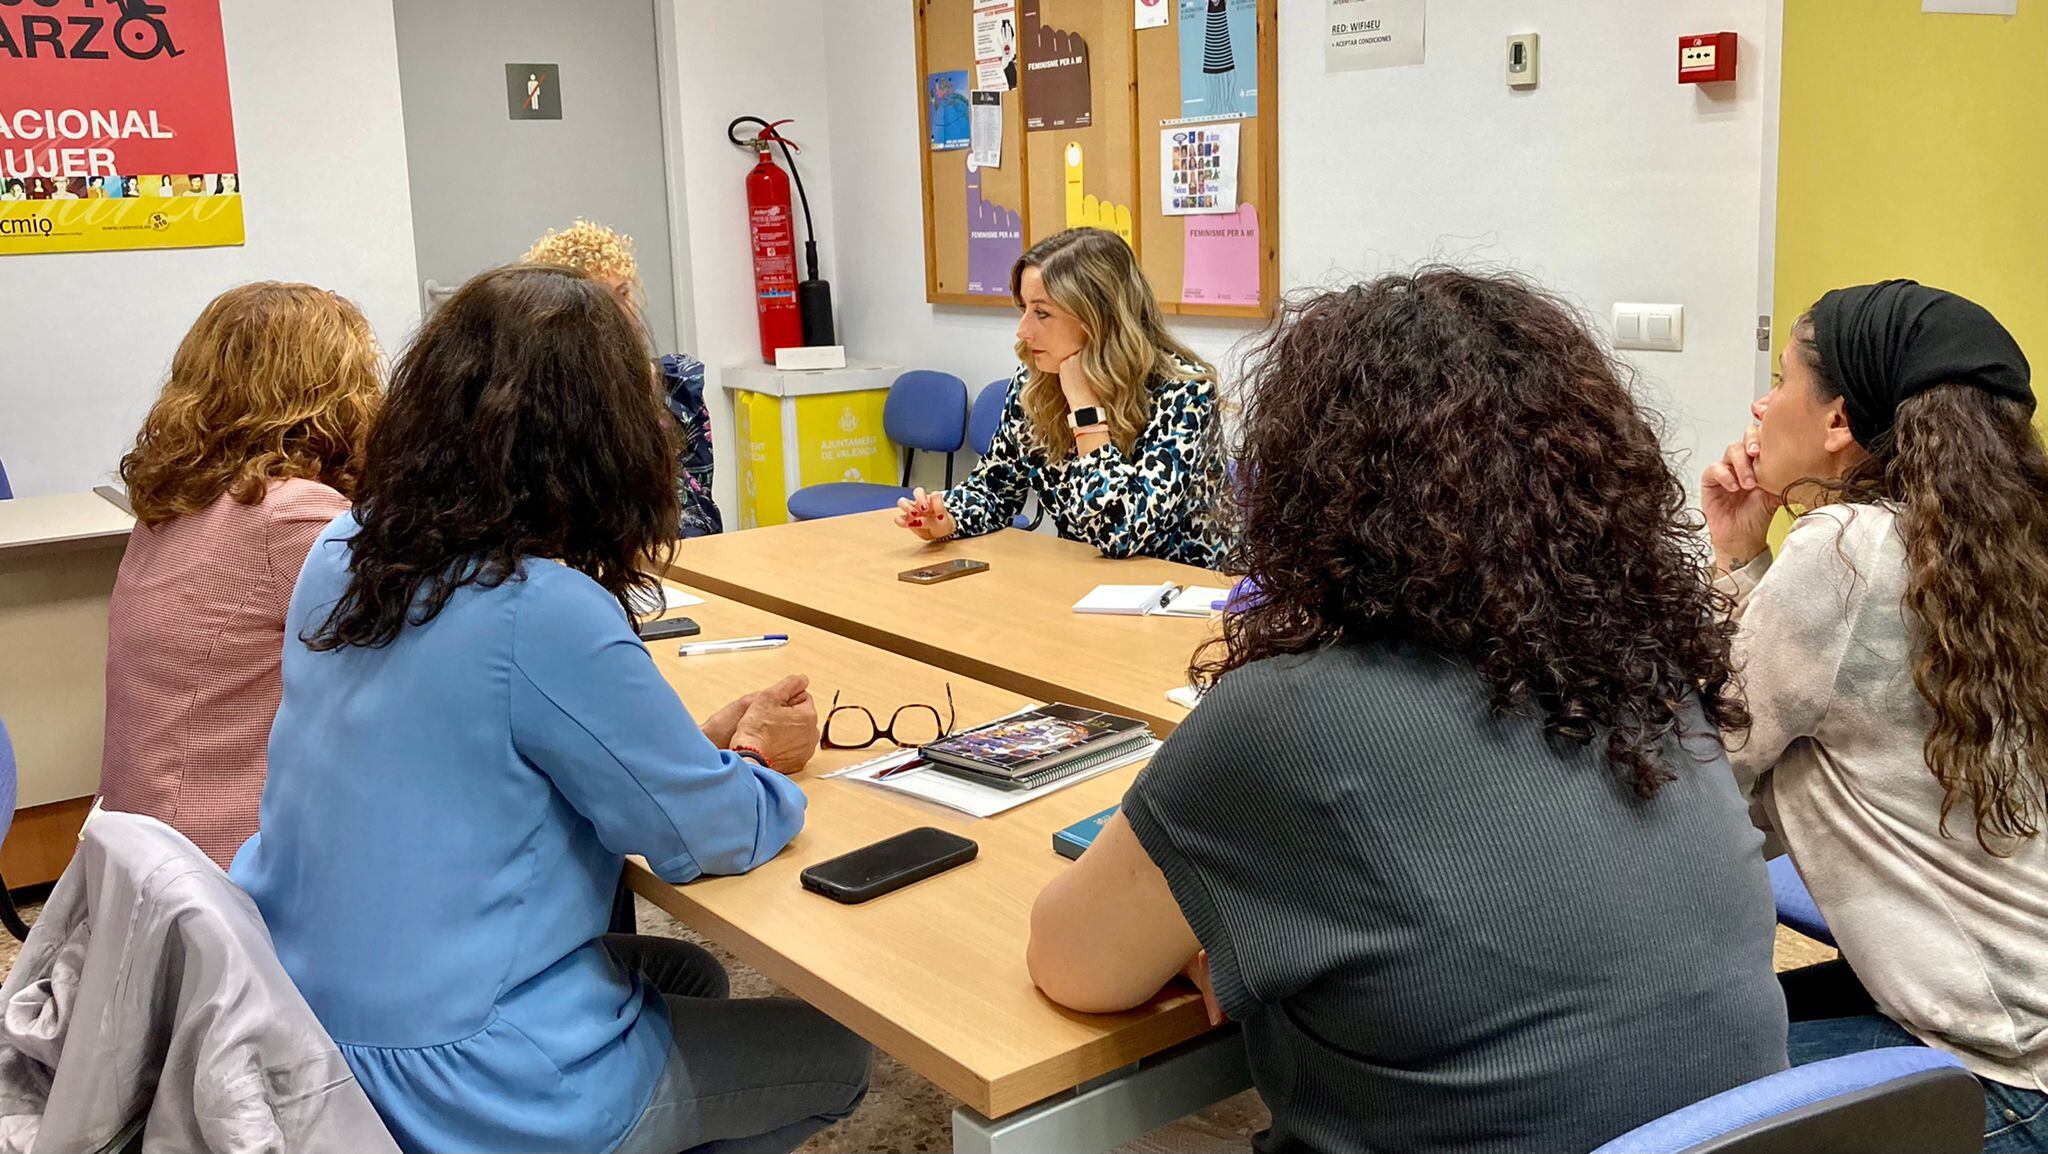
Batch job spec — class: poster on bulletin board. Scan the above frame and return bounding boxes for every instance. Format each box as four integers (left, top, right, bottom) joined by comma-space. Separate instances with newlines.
0, 0, 244, 256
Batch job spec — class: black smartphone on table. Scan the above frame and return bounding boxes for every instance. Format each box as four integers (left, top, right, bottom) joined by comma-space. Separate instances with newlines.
800, 827, 979, 904
635, 616, 701, 642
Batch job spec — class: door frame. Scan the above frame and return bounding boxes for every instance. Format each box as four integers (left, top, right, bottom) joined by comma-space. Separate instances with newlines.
1753, 0, 1786, 400
652, 0, 699, 355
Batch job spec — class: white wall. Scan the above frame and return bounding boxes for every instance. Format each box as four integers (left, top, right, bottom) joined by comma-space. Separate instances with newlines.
666, 0, 840, 521
0, 0, 420, 499
812, 0, 1771, 483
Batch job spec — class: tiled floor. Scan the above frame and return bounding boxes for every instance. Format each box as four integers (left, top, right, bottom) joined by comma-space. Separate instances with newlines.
0, 897, 1836, 1154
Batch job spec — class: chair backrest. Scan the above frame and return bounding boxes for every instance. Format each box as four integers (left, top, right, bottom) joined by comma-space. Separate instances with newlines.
0, 812, 401, 1153
969, 379, 1010, 456
0, 453, 13, 500
1591, 1048, 1983, 1154
883, 370, 969, 454
0, 715, 15, 848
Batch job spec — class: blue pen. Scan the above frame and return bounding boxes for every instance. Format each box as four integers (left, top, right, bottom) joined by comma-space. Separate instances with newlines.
677, 634, 789, 656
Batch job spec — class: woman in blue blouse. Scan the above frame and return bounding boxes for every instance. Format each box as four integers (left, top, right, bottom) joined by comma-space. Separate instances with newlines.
895, 228, 1227, 567
233, 266, 870, 1154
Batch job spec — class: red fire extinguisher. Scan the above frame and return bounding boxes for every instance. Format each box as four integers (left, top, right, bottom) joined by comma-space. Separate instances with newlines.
730, 117, 835, 362
743, 129, 802, 361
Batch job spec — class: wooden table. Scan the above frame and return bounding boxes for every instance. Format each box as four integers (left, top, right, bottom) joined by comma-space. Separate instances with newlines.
622, 587, 1231, 1147
0, 489, 136, 885
664, 512, 1222, 734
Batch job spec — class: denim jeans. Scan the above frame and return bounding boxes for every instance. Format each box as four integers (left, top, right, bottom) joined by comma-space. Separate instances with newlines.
1783, 961, 2048, 1153
604, 934, 873, 1154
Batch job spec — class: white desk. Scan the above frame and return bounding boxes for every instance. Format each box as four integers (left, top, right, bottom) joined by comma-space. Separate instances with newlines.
0, 489, 134, 884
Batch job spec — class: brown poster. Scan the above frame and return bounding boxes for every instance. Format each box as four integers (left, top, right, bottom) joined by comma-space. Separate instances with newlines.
1020, 0, 1091, 131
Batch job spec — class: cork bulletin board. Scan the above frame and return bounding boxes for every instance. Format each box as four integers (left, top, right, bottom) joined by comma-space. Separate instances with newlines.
914, 0, 1278, 318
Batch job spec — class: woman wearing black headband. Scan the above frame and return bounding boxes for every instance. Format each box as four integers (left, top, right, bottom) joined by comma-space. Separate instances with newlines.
1702, 279, 2047, 1151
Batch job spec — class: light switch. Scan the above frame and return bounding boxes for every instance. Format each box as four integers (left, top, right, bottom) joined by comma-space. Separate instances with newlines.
1613, 303, 1684, 352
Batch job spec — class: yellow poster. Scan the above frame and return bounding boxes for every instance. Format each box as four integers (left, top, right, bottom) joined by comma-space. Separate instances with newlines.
0, 191, 244, 255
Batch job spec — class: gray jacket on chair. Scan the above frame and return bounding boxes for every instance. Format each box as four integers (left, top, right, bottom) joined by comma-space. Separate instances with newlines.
0, 812, 398, 1154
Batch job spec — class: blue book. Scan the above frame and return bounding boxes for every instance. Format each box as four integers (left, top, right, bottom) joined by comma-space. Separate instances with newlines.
1053, 805, 1120, 860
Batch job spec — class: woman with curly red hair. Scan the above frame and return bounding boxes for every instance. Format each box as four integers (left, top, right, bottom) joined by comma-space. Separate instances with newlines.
1028, 268, 1787, 1153
99, 282, 382, 867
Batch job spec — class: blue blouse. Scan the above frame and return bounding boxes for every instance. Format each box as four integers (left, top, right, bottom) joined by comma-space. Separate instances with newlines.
232, 515, 806, 1154
942, 363, 1226, 567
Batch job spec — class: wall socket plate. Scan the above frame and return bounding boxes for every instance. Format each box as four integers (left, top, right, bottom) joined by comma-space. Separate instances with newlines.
1506, 33, 1539, 88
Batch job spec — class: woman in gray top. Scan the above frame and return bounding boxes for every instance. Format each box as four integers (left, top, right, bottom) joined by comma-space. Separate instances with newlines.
1029, 269, 1788, 1154
1703, 280, 2046, 1152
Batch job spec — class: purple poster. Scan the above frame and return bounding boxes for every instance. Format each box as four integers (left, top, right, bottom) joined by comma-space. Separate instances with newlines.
966, 167, 1023, 296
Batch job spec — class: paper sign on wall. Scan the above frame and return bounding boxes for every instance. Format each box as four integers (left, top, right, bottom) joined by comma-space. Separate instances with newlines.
1161, 122, 1238, 216
1325, 0, 1426, 71
0, 0, 244, 255
969, 92, 1004, 169
1178, 0, 1258, 120
1183, 202, 1260, 305
966, 167, 1023, 296
928, 71, 972, 150
1136, 0, 1170, 29
1022, 0, 1092, 130
974, 0, 1020, 91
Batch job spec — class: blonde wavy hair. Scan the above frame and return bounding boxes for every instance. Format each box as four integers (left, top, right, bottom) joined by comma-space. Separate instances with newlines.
120, 282, 382, 526
1010, 228, 1215, 461
524, 219, 642, 309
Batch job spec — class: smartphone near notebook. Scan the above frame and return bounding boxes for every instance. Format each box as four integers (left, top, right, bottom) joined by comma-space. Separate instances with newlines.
1073, 582, 1235, 618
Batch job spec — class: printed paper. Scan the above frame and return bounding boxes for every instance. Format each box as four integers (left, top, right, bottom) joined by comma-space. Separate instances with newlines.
969, 91, 1004, 169
1325, 0, 1426, 71
973, 0, 1020, 90
1022, 0, 1093, 130
1178, 0, 1257, 120
927, 71, 972, 150
1160, 122, 1238, 216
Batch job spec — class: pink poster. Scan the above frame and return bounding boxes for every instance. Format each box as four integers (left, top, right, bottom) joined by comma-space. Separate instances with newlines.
1181, 202, 1259, 306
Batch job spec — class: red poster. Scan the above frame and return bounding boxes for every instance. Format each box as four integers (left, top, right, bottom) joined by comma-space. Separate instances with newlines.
0, 0, 245, 254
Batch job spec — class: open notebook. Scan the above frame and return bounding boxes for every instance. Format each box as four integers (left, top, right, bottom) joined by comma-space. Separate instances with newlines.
1072, 582, 1235, 618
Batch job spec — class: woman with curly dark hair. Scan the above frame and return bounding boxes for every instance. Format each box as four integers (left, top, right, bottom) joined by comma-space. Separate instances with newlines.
1703, 280, 2047, 1151
1029, 269, 1786, 1154
231, 265, 869, 1154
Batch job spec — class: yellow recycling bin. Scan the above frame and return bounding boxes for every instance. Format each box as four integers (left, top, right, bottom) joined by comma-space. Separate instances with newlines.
723, 361, 903, 530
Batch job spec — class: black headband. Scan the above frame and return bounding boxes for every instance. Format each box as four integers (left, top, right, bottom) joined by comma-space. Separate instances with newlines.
1810, 279, 2031, 446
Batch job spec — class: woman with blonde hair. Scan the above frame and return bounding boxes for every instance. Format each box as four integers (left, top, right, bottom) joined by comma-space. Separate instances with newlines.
100, 282, 381, 867
525, 218, 723, 537
895, 227, 1226, 565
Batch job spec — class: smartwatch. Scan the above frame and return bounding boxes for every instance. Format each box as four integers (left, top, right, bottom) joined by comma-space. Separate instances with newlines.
1068, 406, 1103, 430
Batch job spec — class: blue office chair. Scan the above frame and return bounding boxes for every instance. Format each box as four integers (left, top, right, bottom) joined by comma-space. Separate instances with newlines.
1769, 854, 1836, 947
968, 378, 1009, 457
787, 370, 968, 522
968, 379, 1036, 531
1592, 1048, 1981, 1154
0, 715, 34, 940
0, 453, 13, 500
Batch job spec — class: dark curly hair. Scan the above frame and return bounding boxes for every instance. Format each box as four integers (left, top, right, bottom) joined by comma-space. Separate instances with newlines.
1793, 312, 2048, 852
305, 264, 678, 650
1196, 267, 1749, 797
